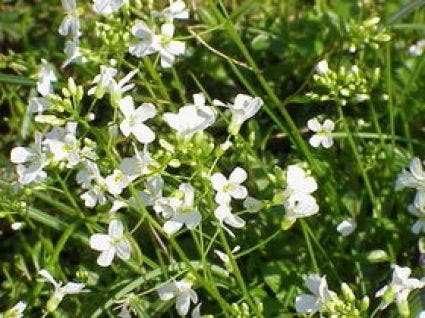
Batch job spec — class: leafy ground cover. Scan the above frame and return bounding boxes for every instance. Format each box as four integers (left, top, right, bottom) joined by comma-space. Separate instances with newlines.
1, 0, 425, 317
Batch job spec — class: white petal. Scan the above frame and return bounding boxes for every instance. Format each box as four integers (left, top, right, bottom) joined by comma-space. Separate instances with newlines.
323, 119, 335, 131
229, 167, 247, 184
309, 135, 323, 148
295, 294, 321, 314
180, 183, 195, 206
183, 211, 201, 229
307, 118, 321, 132
10, 147, 34, 164
118, 96, 135, 117
157, 282, 176, 300
116, 239, 131, 260
97, 248, 116, 267
109, 219, 124, 239
163, 219, 183, 235
193, 93, 205, 107
135, 103, 157, 122
215, 191, 231, 205
210, 173, 227, 190
230, 185, 248, 200
161, 23, 175, 37
166, 41, 185, 56
90, 234, 112, 251
38, 269, 59, 287
176, 293, 191, 316
321, 136, 334, 148
132, 124, 155, 144
61, 282, 87, 295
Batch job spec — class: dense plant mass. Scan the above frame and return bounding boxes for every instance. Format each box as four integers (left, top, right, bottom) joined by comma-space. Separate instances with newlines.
1, 0, 425, 317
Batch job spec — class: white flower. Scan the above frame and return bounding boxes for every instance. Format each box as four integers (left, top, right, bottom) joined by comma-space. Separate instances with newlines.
11, 222, 24, 231
157, 279, 198, 316
307, 118, 335, 148
336, 218, 357, 236
4, 301, 27, 318
76, 161, 108, 207
210, 167, 248, 205
119, 148, 155, 181
44, 122, 80, 168
137, 175, 164, 207
295, 274, 335, 314
213, 94, 263, 134
407, 191, 425, 234
408, 39, 425, 57
62, 39, 86, 69
118, 96, 157, 144
315, 60, 329, 75
282, 165, 319, 224
105, 169, 130, 196
93, 0, 125, 15
375, 265, 425, 315
129, 22, 185, 68
59, 0, 80, 39
417, 311, 425, 318
89, 219, 131, 267
243, 196, 263, 212
396, 157, 425, 192
155, 183, 202, 235
36, 59, 57, 96
38, 269, 88, 312
109, 70, 137, 99
151, 1, 189, 22
10, 132, 48, 185
88, 65, 118, 98
163, 93, 216, 139
214, 205, 245, 237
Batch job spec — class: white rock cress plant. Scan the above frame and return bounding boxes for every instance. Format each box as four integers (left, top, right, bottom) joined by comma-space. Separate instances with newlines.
2, 0, 425, 317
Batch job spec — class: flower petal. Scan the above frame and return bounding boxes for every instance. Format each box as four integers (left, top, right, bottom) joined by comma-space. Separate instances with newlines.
90, 234, 112, 251
97, 248, 116, 267
229, 167, 247, 184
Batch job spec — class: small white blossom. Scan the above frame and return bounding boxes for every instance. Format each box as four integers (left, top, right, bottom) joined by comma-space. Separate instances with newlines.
90, 219, 131, 267
36, 59, 57, 96
11, 222, 24, 231
88, 65, 117, 98
282, 165, 319, 225
59, 0, 80, 39
210, 167, 248, 205
407, 191, 425, 234
408, 39, 425, 56
307, 118, 335, 148
315, 60, 329, 75
214, 205, 245, 237
157, 279, 198, 316
38, 269, 88, 312
213, 94, 263, 134
105, 169, 130, 196
93, 0, 125, 15
129, 22, 185, 68
10, 132, 48, 185
76, 161, 108, 207
396, 157, 425, 192
118, 96, 157, 144
119, 148, 155, 181
375, 265, 425, 316
151, 1, 189, 22
336, 218, 357, 236
44, 122, 80, 168
155, 183, 202, 235
136, 175, 164, 207
295, 274, 335, 314
163, 93, 216, 139
29, 96, 52, 114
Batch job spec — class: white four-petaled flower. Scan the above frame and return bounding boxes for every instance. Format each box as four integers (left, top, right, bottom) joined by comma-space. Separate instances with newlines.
129, 22, 185, 68
213, 94, 263, 135
163, 93, 216, 139
295, 274, 335, 314
210, 167, 248, 205
118, 96, 157, 144
307, 118, 335, 148
151, 1, 189, 22
375, 265, 425, 316
93, 0, 125, 15
90, 219, 131, 267
38, 269, 88, 312
157, 279, 198, 316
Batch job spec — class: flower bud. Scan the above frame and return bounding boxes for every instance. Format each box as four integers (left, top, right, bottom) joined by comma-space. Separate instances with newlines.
341, 283, 355, 302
